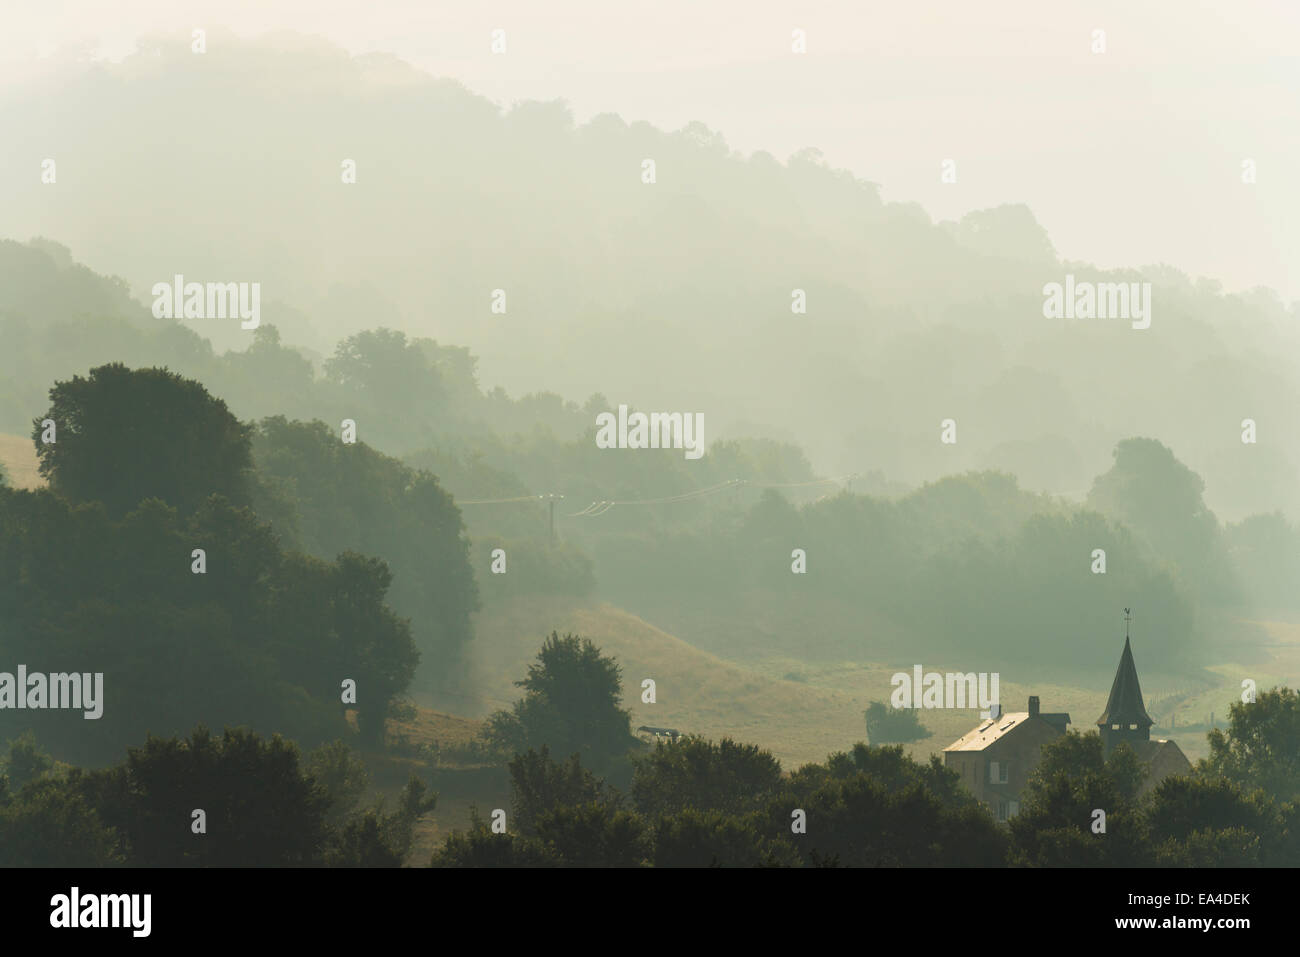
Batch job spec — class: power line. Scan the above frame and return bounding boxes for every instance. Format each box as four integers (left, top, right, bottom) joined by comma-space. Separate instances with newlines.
566, 478, 742, 516
750, 475, 853, 490
458, 494, 551, 505
565, 474, 858, 517
456, 475, 859, 519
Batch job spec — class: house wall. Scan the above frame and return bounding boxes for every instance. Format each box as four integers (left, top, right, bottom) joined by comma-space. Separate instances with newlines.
945, 719, 1065, 818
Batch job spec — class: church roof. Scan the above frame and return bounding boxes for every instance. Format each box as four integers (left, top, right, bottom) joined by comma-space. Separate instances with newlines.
1128, 739, 1184, 762
1096, 636, 1153, 727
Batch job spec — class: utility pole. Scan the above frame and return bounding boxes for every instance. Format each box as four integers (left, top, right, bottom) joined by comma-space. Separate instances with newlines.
542, 493, 562, 545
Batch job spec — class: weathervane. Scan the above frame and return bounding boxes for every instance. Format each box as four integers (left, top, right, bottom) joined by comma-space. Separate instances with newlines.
1123, 607, 1132, 640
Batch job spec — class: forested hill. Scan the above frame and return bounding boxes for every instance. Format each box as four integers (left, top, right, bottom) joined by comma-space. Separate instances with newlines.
1, 32, 1297, 521
4, 237, 1300, 683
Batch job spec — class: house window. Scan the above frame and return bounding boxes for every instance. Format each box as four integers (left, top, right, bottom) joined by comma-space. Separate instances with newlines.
1129, 724, 1138, 730
988, 760, 1010, 784
1008, 800, 1020, 818
1112, 723, 1120, 730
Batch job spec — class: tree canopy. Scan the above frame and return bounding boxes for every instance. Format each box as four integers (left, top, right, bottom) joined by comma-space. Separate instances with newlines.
34, 363, 254, 518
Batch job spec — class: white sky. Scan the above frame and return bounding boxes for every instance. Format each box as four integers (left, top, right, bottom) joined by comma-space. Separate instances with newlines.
3, 0, 1299, 301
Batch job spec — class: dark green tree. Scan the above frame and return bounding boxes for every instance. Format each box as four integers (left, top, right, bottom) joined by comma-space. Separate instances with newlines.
307, 739, 371, 826
2, 732, 54, 791
631, 736, 783, 818
328, 552, 420, 746
251, 416, 478, 680
486, 633, 637, 768
71, 726, 330, 867
770, 772, 1005, 867
508, 747, 606, 835
0, 728, 432, 867
430, 810, 560, 867
1201, 687, 1300, 801
863, 701, 931, 745
1008, 732, 1149, 866
0, 485, 416, 765
1143, 775, 1279, 866
33, 363, 254, 518
531, 801, 650, 867
0, 778, 122, 867
652, 808, 797, 867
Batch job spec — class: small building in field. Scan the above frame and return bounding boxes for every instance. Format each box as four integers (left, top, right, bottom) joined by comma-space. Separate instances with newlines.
637, 725, 683, 744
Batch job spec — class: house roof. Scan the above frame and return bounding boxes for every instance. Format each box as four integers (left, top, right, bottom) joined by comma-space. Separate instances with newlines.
944, 710, 1073, 752
1038, 712, 1072, 732
1096, 636, 1153, 728
943, 712, 1031, 752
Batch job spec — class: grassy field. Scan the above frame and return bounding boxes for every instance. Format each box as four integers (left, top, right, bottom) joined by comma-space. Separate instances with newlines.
415, 596, 1297, 770
419, 597, 1300, 773
370, 707, 500, 865
452, 595, 875, 770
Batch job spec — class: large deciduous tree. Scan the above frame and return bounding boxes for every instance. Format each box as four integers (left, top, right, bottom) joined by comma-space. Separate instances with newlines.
486, 632, 637, 768
33, 363, 253, 518
1202, 687, 1300, 801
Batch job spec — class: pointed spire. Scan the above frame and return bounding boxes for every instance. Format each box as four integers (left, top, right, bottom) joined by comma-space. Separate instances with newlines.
1096, 635, 1153, 728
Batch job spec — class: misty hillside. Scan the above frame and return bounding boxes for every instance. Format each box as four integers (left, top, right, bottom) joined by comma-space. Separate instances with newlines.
4, 4, 1300, 881
6, 231, 1300, 683
2, 31, 1297, 522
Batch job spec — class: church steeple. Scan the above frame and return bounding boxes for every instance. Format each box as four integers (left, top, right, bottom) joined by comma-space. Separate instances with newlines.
1097, 611, 1153, 755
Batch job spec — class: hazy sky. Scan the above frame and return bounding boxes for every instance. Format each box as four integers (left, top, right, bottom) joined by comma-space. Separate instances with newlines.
3, 0, 1299, 302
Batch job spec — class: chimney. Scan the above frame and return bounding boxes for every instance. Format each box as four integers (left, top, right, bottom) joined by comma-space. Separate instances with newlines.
1028, 695, 1040, 718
